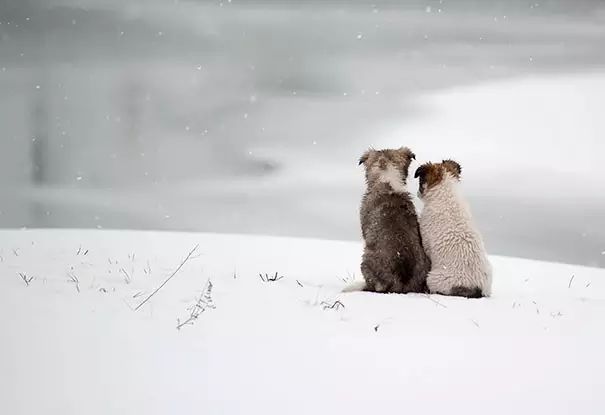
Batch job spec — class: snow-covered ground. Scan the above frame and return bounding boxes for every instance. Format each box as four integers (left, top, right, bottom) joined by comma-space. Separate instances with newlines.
2, 229, 605, 414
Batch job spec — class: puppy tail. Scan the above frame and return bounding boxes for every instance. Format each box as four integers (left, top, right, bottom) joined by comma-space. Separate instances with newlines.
342, 280, 367, 293
450, 286, 483, 298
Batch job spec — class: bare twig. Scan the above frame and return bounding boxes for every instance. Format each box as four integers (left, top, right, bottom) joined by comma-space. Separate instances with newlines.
470, 319, 480, 328
76, 245, 82, 255
568, 274, 575, 288
13, 248, 19, 256
296, 279, 303, 287
176, 279, 215, 330
134, 244, 199, 312
586, 282, 592, 288
18, 272, 34, 286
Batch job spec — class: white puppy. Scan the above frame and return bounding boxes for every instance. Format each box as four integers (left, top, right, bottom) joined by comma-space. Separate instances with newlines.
414, 160, 492, 298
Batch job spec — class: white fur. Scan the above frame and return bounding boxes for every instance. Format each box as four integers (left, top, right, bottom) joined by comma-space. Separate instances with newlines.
341, 279, 366, 293
418, 174, 492, 296
378, 163, 406, 193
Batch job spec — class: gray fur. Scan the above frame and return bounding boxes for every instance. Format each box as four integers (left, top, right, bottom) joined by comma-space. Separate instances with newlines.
449, 286, 483, 299
358, 148, 430, 294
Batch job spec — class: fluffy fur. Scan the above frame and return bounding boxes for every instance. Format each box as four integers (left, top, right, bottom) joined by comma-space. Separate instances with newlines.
414, 160, 492, 298
355, 147, 430, 294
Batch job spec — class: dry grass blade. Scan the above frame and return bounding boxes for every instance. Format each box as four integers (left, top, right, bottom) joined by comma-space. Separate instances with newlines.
321, 300, 345, 310
68, 273, 80, 293
177, 279, 216, 330
260, 272, 284, 282
424, 294, 448, 308
120, 268, 132, 284
18, 272, 34, 287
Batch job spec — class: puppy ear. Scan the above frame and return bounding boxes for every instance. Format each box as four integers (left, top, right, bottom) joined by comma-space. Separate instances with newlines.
358, 149, 373, 166
442, 159, 462, 178
399, 146, 415, 160
414, 164, 428, 179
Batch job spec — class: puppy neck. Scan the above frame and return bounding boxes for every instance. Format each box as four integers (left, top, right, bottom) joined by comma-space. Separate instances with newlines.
377, 164, 407, 193
423, 173, 459, 201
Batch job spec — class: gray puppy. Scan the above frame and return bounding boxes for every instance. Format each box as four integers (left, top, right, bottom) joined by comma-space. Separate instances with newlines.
352, 147, 430, 294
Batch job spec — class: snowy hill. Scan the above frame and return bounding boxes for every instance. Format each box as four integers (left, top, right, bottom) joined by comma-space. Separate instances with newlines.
2, 229, 605, 414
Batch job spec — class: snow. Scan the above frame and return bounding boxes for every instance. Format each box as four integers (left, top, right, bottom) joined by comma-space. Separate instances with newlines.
2, 229, 605, 414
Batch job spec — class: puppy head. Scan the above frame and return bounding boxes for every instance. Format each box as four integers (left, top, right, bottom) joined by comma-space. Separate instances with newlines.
414, 159, 462, 197
359, 147, 416, 187
441, 159, 462, 179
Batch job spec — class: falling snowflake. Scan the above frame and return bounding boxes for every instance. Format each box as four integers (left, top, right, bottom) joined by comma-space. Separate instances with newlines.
425, 6, 432, 13
356, 33, 363, 40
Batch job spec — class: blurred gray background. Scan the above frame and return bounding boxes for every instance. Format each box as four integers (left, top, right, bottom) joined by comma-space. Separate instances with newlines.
1, 0, 604, 267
